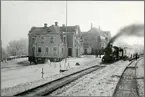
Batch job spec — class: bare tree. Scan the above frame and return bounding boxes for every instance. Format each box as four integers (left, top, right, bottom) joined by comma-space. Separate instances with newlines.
7, 38, 28, 56
2, 47, 9, 61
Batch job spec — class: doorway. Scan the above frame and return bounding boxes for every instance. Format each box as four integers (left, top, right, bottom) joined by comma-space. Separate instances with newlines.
68, 48, 72, 56
32, 47, 35, 57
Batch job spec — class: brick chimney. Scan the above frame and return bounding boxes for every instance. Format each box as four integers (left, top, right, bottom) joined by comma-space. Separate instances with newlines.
44, 23, 47, 27
55, 22, 58, 26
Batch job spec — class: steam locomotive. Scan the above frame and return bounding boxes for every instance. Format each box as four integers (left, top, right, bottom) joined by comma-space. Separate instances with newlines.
102, 43, 125, 63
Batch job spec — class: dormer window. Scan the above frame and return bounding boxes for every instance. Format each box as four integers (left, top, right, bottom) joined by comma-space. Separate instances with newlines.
47, 28, 51, 32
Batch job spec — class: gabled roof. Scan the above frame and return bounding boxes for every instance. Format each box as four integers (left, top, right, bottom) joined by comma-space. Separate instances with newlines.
88, 27, 103, 36
28, 25, 62, 36
103, 31, 111, 38
81, 27, 111, 39
60, 25, 81, 33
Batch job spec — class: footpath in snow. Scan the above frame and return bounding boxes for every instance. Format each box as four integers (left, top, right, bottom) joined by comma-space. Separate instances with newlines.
1, 55, 100, 89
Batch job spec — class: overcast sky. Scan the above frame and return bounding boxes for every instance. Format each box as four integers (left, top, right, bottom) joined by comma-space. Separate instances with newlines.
1, 1, 144, 48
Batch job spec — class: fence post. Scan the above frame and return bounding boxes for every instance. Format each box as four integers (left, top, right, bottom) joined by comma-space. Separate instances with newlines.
59, 63, 61, 72
68, 62, 70, 69
41, 68, 44, 79
55, 63, 56, 68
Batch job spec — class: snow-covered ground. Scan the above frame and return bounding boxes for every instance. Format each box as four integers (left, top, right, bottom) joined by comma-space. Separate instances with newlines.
136, 58, 144, 97
50, 61, 130, 96
1, 58, 28, 70
1, 55, 100, 89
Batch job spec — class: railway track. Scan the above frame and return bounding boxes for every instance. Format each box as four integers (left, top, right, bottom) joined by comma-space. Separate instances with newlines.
113, 58, 143, 97
14, 65, 106, 96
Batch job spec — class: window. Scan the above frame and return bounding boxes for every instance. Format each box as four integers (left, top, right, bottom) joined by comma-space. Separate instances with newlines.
50, 36, 55, 43
46, 47, 48, 53
41, 36, 45, 44
53, 47, 56, 51
64, 37, 66, 44
38, 47, 41, 52
32, 37, 35, 43
75, 40, 77, 47
53, 47, 57, 56
41, 37, 44, 40
62, 48, 63, 52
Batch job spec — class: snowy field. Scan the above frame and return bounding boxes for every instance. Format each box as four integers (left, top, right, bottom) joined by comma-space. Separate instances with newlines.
1, 58, 29, 70
1, 55, 100, 89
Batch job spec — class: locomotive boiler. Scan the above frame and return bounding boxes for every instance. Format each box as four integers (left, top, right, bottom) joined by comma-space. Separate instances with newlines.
101, 43, 124, 63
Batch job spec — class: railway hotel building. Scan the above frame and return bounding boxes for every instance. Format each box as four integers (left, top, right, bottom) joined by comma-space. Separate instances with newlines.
28, 22, 83, 62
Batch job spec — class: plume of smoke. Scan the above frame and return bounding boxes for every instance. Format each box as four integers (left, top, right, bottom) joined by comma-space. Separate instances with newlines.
109, 24, 144, 45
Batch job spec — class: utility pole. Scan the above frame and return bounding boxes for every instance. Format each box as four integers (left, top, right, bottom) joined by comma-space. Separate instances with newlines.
65, 0, 68, 63
66, 0, 67, 33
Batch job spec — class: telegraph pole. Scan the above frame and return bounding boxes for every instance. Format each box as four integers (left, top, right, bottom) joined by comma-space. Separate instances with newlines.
65, 0, 68, 64
66, 0, 67, 32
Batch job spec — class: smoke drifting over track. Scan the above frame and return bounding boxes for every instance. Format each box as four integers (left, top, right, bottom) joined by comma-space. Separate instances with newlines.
109, 24, 144, 45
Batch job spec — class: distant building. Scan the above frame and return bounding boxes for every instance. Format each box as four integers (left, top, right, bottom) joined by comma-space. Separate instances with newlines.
61, 25, 83, 57
81, 24, 111, 55
28, 22, 83, 63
